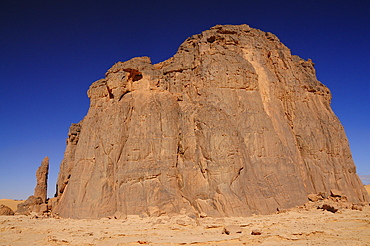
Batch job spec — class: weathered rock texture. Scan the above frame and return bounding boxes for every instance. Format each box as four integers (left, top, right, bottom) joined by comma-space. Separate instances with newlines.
34, 156, 49, 203
16, 195, 47, 215
17, 157, 49, 215
53, 24, 368, 219
0, 204, 15, 216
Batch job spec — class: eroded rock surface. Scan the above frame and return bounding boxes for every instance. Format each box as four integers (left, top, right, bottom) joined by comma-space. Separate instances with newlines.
34, 156, 49, 203
17, 157, 49, 215
0, 204, 15, 216
52, 24, 368, 219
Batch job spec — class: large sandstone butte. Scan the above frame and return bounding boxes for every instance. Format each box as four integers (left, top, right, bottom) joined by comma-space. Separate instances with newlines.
52, 24, 368, 219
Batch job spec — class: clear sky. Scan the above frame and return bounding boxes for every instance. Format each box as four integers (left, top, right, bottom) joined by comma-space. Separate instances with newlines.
1, 0, 369, 200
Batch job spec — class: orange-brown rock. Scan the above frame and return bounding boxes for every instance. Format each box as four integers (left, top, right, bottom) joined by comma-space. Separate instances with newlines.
52, 24, 368, 219
16, 196, 42, 215
0, 204, 15, 216
34, 156, 49, 203
16, 157, 49, 215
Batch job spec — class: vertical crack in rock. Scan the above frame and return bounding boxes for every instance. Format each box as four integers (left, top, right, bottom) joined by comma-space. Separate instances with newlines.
52, 24, 368, 219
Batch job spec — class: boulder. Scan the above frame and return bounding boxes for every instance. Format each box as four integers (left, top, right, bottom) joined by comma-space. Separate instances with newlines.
330, 189, 343, 198
251, 229, 262, 235
16, 195, 42, 215
0, 204, 15, 215
223, 225, 242, 235
318, 204, 339, 213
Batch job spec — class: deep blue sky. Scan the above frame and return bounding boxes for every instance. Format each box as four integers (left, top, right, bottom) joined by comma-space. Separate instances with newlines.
1, 0, 369, 199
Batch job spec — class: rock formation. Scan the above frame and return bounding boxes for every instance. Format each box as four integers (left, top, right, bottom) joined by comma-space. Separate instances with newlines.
52, 24, 369, 219
17, 157, 49, 215
16, 196, 47, 215
34, 156, 49, 203
0, 204, 15, 216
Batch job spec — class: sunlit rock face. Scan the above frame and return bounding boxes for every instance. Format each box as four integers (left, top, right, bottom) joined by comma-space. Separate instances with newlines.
53, 24, 368, 219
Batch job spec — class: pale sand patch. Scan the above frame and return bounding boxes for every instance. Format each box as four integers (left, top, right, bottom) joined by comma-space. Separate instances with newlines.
365, 185, 370, 195
0, 199, 24, 211
1, 207, 369, 245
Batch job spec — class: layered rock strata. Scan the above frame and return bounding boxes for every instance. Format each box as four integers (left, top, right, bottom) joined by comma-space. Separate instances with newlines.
53, 24, 368, 219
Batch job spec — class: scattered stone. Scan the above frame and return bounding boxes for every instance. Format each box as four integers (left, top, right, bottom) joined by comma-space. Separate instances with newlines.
340, 195, 348, 202
308, 194, 321, 202
319, 204, 339, 213
223, 225, 242, 235
47, 236, 69, 244
318, 192, 328, 199
330, 189, 343, 198
351, 204, 363, 211
251, 229, 262, 235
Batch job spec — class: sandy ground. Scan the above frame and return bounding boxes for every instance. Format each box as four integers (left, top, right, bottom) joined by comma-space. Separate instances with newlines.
1, 187, 369, 245
1, 206, 370, 246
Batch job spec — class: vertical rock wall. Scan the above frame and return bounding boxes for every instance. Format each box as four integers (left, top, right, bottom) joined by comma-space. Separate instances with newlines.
53, 24, 368, 219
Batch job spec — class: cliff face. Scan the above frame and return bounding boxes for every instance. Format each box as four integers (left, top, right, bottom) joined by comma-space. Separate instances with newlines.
53, 24, 368, 219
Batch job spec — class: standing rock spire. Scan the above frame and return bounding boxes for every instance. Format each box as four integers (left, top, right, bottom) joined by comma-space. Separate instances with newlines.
34, 156, 49, 203
16, 156, 50, 215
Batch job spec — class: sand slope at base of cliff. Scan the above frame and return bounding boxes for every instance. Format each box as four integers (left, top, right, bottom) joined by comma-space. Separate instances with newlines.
1, 206, 370, 245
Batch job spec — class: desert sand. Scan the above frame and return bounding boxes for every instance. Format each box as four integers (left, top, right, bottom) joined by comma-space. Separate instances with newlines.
0, 205, 369, 245
1, 187, 369, 245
